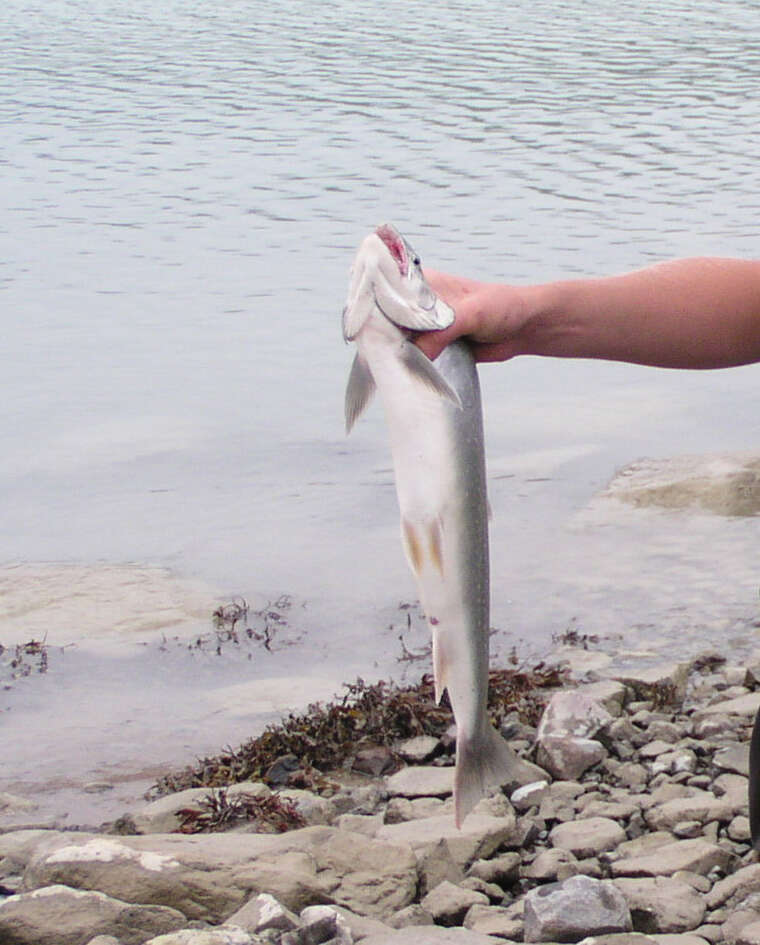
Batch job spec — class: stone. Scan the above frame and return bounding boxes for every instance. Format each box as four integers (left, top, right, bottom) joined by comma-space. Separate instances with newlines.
713, 743, 750, 776
466, 852, 521, 886
521, 847, 579, 881
523, 875, 632, 942
549, 816, 627, 857
417, 839, 465, 897
376, 812, 519, 871
361, 928, 497, 944
735, 920, 760, 945
352, 746, 397, 777
463, 902, 524, 938
645, 792, 734, 831
728, 815, 752, 842
386, 904, 435, 929
335, 813, 383, 837
695, 692, 760, 718
22, 828, 417, 921
395, 735, 441, 763
579, 680, 628, 716
614, 662, 691, 706
536, 735, 608, 780
510, 780, 549, 811
420, 880, 489, 926
224, 892, 298, 934
293, 905, 353, 945
144, 931, 252, 945
384, 766, 454, 799
538, 690, 614, 740
706, 863, 760, 909
611, 838, 734, 878
0, 884, 186, 945
132, 783, 272, 835
612, 877, 706, 933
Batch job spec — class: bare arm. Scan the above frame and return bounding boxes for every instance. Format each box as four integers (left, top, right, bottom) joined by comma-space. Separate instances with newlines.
417, 257, 760, 369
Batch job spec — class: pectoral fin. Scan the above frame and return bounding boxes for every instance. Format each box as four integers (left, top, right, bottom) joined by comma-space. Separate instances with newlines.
400, 342, 462, 409
344, 353, 376, 433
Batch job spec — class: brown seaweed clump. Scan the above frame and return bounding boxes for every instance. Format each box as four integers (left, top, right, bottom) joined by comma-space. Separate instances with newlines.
174, 789, 306, 834
152, 664, 567, 798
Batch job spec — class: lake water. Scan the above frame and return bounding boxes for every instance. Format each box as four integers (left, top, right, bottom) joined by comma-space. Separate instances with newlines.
2, 0, 760, 824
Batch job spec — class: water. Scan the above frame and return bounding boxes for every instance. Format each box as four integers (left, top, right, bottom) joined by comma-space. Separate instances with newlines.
2, 0, 760, 823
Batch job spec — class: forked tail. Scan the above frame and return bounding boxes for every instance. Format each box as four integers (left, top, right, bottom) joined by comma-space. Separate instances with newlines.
454, 721, 525, 828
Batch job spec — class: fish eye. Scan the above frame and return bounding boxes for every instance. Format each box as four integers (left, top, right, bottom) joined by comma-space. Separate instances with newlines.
413, 256, 421, 267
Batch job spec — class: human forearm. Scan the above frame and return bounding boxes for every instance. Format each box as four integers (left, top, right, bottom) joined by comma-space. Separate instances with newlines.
521, 258, 760, 369
420, 257, 760, 369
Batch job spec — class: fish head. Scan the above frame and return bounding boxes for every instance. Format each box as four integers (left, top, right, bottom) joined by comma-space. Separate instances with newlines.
342, 223, 455, 341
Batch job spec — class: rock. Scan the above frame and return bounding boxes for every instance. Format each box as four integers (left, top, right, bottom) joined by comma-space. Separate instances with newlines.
728, 815, 752, 842
713, 743, 750, 776
291, 905, 353, 945
335, 813, 383, 837
352, 746, 397, 777
536, 735, 608, 780
579, 680, 629, 716
420, 880, 489, 926
416, 839, 465, 897
695, 692, 760, 718
645, 792, 734, 831
144, 931, 253, 945
549, 816, 627, 857
614, 663, 691, 706
361, 928, 498, 944
22, 828, 417, 921
376, 812, 519, 871
277, 790, 335, 826
386, 904, 435, 929
132, 783, 272, 835
706, 863, 760, 909
538, 690, 614, 740
395, 736, 441, 763
602, 452, 760, 516
223, 892, 298, 934
511, 780, 549, 811
463, 902, 524, 938
611, 838, 735, 878
265, 754, 301, 786
384, 766, 454, 799
735, 921, 760, 945
523, 875, 632, 942
466, 852, 521, 886
521, 847, 579, 881
612, 877, 706, 933
0, 884, 186, 945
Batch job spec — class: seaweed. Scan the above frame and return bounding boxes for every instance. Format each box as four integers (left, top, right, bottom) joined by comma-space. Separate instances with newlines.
174, 788, 306, 834
152, 663, 567, 797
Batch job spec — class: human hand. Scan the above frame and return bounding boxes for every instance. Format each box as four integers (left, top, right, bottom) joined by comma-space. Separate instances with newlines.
416, 269, 531, 362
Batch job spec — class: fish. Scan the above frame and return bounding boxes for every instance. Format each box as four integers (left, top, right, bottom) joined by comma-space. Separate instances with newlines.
342, 222, 527, 827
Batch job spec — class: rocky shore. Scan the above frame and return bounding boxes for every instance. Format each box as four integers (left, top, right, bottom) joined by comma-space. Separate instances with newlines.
2, 651, 760, 945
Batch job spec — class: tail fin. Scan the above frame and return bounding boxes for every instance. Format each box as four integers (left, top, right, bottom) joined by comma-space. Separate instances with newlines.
750, 705, 760, 849
454, 722, 523, 829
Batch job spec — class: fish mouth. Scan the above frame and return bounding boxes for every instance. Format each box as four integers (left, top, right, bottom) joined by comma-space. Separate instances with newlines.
375, 223, 408, 276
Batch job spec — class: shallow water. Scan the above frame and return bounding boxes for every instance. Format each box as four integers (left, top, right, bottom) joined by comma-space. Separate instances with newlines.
1, 0, 760, 823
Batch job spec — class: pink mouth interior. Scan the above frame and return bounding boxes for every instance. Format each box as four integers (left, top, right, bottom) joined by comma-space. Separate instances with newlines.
376, 224, 408, 276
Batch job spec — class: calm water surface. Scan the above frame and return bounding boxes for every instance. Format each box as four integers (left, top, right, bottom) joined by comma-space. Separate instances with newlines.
2, 0, 760, 817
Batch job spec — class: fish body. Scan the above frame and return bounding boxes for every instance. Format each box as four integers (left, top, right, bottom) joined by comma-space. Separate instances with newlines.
343, 223, 524, 826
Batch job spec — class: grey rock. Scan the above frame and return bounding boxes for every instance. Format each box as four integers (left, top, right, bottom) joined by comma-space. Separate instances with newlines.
614, 662, 691, 706
538, 690, 614, 740
145, 931, 253, 945
362, 928, 498, 944
420, 880, 489, 926
224, 893, 298, 934
384, 766, 454, 799
578, 680, 629, 717
549, 816, 627, 857
735, 920, 760, 945
416, 838, 465, 898
463, 902, 524, 938
293, 905, 353, 945
132, 783, 272, 835
22, 828, 417, 921
728, 815, 752, 842
466, 851, 521, 886
0, 884, 186, 945
713, 743, 750, 777
645, 792, 734, 831
537, 735, 608, 781
611, 838, 735, 878
510, 780, 549, 811
523, 875, 632, 942
385, 904, 435, 929
376, 812, 519, 871
706, 863, 760, 909
695, 692, 760, 718
612, 876, 706, 933
521, 847, 579, 881
395, 736, 440, 763
335, 814, 383, 837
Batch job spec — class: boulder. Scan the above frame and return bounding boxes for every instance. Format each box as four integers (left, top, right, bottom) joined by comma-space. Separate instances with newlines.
0, 884, 186, 945
537, 735, 608, 780
612, 876, 706, 933
549, 817, 627, 857
611, 838, 734, 878
523, 875, 632, 942
22, 827, 417, 921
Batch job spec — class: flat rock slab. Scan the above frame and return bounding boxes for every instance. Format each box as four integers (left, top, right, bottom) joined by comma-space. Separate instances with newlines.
523, 875, 632, 943
611, 838, 734, 878
602, 451, 760, 516
361, 928, 499, 945
385, 766, 455, 799
21, 827, 418, 922
377, 813, 518, 871
612, 876, 706, 934
695, 692, 760, 717
0, 883, 186, 945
